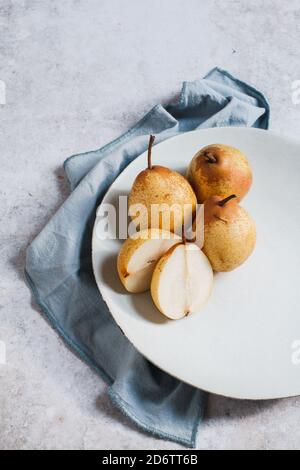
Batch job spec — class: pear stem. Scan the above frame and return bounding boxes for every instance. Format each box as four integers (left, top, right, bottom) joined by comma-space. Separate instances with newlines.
147, 135, 155, 170
182, 227, 187, 245
218, 195, 237, 207
204, 151, 217, 164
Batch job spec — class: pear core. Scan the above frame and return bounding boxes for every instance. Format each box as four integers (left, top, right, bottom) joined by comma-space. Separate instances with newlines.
117, 229, 181, 293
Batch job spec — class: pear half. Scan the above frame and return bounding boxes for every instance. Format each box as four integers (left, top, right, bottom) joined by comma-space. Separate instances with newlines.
117, 229, 181, 293
151, 242, 213, 320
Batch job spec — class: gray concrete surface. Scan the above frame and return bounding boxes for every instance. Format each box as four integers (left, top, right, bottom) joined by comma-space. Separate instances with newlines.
1, 0, 300, 450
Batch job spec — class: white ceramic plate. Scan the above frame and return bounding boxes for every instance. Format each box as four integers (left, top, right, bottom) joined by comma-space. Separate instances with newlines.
92, 127, 300, 400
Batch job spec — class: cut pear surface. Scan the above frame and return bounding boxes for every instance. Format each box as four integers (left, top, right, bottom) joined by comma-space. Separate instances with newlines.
117, 229, 181, 293
151, 243, 213, 320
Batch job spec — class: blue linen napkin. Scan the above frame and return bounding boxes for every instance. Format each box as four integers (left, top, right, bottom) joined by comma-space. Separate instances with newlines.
25, 68, 269, 448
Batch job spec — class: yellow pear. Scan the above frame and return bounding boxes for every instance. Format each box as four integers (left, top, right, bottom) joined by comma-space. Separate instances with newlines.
129, 135, 197, 234
186, 144, 253, 203
203, 195, 256, 272
151, 238, 213, 320
117, 229, 181, 293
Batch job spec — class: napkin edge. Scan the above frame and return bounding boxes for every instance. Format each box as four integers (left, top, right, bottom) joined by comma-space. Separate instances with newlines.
108, 387, 205, 449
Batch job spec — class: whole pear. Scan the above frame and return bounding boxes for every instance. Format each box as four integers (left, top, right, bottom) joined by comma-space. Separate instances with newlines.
129, 135, 197, 234
203, 195, 256, 272
187, 144, 253, 203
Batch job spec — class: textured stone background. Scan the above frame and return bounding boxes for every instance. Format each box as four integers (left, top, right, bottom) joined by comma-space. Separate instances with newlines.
1, 0, 300, 450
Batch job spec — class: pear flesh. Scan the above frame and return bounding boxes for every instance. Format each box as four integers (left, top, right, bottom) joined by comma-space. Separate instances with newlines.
151, 243, 213, 320
117, 229, 181, 293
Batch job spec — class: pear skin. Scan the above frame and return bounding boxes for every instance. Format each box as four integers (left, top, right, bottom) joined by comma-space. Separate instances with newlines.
117, 228, 181, 293
129, 136, 197, 234
187, 144, 253, 203
203, 195, 256, 272
151, 242, 213, 319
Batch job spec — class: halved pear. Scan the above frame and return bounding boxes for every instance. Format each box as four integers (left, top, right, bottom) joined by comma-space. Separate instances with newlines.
117, 229, 181, 293
151, 243, 213, 320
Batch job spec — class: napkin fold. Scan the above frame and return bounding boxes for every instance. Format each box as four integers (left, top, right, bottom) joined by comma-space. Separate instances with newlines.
25, 68, 269, 448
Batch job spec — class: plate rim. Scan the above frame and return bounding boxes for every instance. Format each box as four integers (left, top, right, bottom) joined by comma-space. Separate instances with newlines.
92, 127, 300, 400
